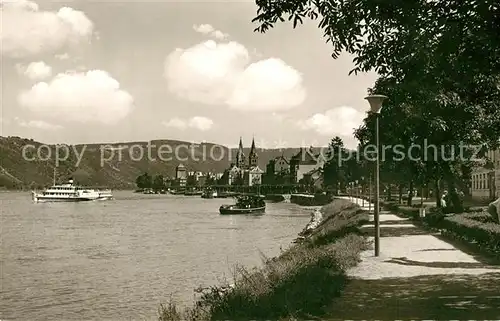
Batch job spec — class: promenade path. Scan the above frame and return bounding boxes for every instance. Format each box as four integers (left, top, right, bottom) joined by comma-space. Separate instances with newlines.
328, 196, 500, 319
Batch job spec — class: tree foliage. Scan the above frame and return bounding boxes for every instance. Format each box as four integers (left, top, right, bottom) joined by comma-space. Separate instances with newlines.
253, 0, 499, 86
253, 0, 500, 210
186, 175, 197, 187
205, 173, 216, 186
322, 136, 345, 190
136, 172, 152, 189
153, 175, 165, 192
322, 136, 364, 192
253, 0, 500, 145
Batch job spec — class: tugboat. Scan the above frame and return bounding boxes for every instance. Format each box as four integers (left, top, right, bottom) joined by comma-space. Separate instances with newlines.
219, 195, 266, 215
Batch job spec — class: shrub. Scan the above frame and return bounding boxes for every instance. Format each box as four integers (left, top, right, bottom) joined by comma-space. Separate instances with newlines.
423, 208, 446, 227
460, 211, 497, 223
464, 206, 487, 213
442, 214, 500, 253
193, 234, 368, 320
313, 193, 333, 205
307, 207, 369, 247
384, 202, 400, 212
158, 298, 208, 321
397, 206, 421, 220
323, 198, 361, 219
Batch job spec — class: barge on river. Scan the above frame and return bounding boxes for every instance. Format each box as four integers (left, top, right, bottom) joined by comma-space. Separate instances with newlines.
219, 195, 266, 215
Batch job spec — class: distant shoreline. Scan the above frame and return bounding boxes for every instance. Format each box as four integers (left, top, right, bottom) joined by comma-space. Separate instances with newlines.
0, 187, 135, 191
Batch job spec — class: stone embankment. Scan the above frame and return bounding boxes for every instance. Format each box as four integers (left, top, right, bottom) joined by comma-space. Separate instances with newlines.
294, 208, 323, 242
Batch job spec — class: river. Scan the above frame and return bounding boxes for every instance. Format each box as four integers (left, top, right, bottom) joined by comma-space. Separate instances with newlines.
0, 191, 312, 321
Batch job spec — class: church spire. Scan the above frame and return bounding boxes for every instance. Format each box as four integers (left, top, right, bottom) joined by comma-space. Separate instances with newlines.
238, 136, 244, 151
250, 136, 256, 154
249, 136, 258, 168
236, 136, 246, 168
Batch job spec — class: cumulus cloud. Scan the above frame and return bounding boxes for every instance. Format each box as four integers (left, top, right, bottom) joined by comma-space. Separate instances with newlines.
193, 24, 228, 40
297, 106, 366, 138
188, 116, 214, 131
162, 118, 187, 130
1, 0, 94, 58
162, 116, 214, 131
14, 117, 63, 130
16, 61, 52, 80
164, 40, 306, 111
18, 70, 134, 124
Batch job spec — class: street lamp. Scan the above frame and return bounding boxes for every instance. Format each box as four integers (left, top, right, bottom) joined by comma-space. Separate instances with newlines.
368, 174, 372, 213
360, 177, 365, 207
355, 180, 359, 205
365, 94, 387, 257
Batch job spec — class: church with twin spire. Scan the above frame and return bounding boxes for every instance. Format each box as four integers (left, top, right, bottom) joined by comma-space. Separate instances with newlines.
223, 137, 264, 186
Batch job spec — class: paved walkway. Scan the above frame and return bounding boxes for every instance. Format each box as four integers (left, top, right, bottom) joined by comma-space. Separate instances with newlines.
331, 196, 500, 319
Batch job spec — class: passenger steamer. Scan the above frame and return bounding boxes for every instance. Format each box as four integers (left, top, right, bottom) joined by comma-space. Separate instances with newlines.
32, 178, 113, 203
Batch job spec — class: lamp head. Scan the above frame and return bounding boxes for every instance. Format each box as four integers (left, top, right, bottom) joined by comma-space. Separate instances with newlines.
364, 94, 388, 114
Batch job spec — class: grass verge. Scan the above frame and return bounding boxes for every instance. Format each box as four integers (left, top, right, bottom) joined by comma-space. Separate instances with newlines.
158, 199, 369, 321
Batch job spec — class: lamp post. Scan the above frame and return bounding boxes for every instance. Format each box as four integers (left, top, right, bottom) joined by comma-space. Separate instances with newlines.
369, 174, 372, 213
361, 176, 365, 207
355, 180, 359, 205
365, 94, 387, 257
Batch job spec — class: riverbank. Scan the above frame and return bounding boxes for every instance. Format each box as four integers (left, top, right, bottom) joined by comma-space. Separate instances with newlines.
158, 198, 370, 320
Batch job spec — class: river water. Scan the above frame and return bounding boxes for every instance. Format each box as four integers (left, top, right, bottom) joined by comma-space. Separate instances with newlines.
1, 191, 311, 320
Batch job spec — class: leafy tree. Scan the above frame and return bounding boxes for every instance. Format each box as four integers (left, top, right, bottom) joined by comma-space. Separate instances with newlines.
152, 175, 165, 192
322, 137, 364, 193
205, 174, 215, 186
186, 175, 197, 188
343, 150, 364, 187
253, 0, 500, 211
136, 172, 152, 189
322, 136, 345, 191
252, 1, 499, 108
354, 77, 478, 210
274, 170, 289, 185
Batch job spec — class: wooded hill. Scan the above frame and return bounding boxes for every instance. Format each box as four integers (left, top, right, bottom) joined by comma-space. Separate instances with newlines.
0, 136, 324, 189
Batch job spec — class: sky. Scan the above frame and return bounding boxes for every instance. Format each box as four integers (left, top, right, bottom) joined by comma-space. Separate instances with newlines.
0, 0, 378, 149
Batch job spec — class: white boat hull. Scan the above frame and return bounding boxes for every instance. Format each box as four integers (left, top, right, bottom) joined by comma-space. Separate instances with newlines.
32, 183, 114, 203
32, 194, 93, 202
32, 193, 113, 202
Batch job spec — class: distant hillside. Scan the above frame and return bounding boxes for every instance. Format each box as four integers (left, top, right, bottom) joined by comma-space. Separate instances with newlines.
0, 136, 325, 189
